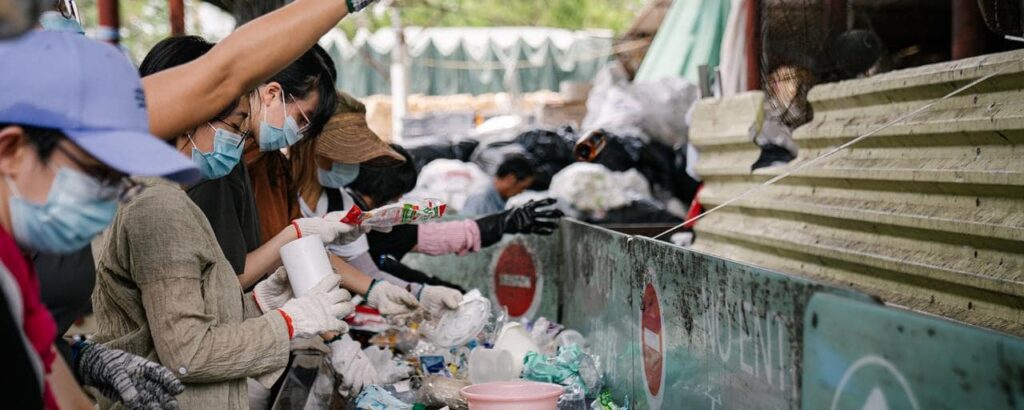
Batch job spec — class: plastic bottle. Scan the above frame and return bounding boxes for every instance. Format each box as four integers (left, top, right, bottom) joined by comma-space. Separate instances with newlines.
558, 384, 587, 410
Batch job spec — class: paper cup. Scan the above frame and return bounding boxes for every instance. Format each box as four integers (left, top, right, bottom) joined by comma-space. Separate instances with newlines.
280, 235, 333, 297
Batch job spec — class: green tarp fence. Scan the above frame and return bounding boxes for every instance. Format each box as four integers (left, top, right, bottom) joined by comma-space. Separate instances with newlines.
320, 27, 614, 97
404, 219, 1024, 409
635, 0, 731, 84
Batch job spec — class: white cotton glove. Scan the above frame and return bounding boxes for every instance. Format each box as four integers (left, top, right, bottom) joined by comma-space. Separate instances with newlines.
292, 212, 365, 245
253, 267, 293, 313
418, 285, 463, 318
279, 275, 354, 338
366, 280, 419, 316
329, 334, 380, 395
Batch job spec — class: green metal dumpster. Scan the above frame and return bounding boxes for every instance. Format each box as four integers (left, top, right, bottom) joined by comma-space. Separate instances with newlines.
403, 219, 1024, 409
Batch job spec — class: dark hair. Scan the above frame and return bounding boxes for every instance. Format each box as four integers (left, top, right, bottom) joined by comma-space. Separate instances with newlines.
496, 155, 535, 180
348, 144, 418, 206
0, 124, 64, 162
139, 36, 237, 123
267, 45, 337, 141
139, 36, 212, 77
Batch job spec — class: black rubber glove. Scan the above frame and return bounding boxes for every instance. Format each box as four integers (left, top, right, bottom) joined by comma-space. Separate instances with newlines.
476, 198, 565, 247
377, 255, 467, 293
73, 341, 185, 409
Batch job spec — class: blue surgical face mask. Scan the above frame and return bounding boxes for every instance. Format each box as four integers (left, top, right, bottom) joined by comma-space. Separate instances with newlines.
318, 162, 360, 189
39, 11, 85, 34
258, 94, 305, 151
190, 124, 244, 180
7, 167, 118, 253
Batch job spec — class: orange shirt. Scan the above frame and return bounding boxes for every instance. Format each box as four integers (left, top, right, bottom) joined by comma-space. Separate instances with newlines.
243, 145, 299, 244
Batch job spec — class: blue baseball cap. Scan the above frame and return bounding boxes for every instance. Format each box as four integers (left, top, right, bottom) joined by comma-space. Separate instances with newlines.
0, 30, 198, 184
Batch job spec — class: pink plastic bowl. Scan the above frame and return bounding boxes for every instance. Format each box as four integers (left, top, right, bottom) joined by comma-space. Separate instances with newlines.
461, 381, 564, 410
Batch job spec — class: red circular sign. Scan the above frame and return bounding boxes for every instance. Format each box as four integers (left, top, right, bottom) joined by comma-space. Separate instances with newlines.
641, 282, 664, 397
492, 244, 538, 317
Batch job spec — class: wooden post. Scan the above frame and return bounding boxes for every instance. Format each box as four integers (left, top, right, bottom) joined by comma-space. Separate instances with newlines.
169, 0, 185, 36
744, 0, 761, 91
952, 0, 985, 60
824, 0, 848, 38
96, 0, 120, 45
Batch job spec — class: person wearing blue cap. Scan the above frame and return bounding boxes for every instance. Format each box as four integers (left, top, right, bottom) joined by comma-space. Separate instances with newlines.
0, 30, 198, 409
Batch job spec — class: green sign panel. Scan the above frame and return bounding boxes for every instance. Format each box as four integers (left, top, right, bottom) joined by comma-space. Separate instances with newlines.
803, 293, 1024, 410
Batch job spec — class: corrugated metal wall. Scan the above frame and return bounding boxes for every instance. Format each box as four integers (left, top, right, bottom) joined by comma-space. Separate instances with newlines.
690, 49, 1024, 336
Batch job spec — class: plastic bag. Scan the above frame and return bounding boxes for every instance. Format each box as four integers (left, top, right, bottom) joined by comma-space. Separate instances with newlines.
522, 344, 603, 398
528, 317, 564, 355
418, 375, 469, 410
341, 199, 447, 229
362, 345, 414, 384
410, 159, 491, 213
591, 388, 629, 410
354, 385, 413, 410
420, 289, 491, 348
582, 64, 697, 147
548, 163, 651, 216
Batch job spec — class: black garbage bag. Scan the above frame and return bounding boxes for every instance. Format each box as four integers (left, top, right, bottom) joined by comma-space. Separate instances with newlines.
590, 132, 700, 205
406, 139, 480, 172
451, 139, 480, 163
470, 140, 529, 176
582, 199, 682, 224
513, 126, 577, 190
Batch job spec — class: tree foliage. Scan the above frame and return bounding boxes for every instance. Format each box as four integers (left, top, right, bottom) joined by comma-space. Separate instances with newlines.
339, 0, 647, 37
71, 0, 648, 62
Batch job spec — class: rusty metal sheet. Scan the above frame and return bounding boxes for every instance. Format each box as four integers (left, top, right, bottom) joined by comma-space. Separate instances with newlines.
558, 220, 638, 402
625, 236, 870, 409
401, 231, 562, 321
802, 293, 1024, 410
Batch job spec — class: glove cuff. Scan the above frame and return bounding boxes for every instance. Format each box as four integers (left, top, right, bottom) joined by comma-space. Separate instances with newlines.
365, 279, 381, 298
277, 310, 295, 339
475, 214, 504, 247
70, 339, 91, 375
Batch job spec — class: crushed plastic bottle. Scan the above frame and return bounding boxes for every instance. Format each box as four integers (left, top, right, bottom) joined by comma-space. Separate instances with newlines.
558, 384, 587, 410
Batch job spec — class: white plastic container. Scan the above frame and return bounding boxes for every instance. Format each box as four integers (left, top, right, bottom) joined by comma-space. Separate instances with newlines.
492, 322, 540, 377
279, 235, 333, 297
468, 348, 518, 384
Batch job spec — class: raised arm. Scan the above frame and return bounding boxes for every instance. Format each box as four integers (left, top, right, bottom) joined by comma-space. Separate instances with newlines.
142, 0, 365, 139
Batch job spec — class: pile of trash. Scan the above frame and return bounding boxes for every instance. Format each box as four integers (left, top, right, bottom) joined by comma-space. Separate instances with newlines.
400, 65, 709, 225
334, 289, 629, 410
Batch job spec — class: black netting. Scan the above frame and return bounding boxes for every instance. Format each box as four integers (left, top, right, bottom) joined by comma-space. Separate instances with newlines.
760, 1, 889, 128
978, 0, 1023, 35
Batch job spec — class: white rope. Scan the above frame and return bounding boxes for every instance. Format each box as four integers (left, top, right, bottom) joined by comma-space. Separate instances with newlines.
652, 65, 1010, 240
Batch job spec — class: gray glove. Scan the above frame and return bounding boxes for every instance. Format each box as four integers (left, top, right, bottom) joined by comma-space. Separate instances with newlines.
73, 341, 184, 409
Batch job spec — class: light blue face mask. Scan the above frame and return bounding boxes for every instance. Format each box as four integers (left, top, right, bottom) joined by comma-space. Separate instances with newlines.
258, 94, 305, 152
318, 162, 360, 189
8, 167, 118, 254
39, 11, 85, 34
190, 124, 244, 180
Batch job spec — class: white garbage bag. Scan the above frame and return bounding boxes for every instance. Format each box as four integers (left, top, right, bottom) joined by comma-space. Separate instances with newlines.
548, 163, 651, 219
409, 159, 491, 213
